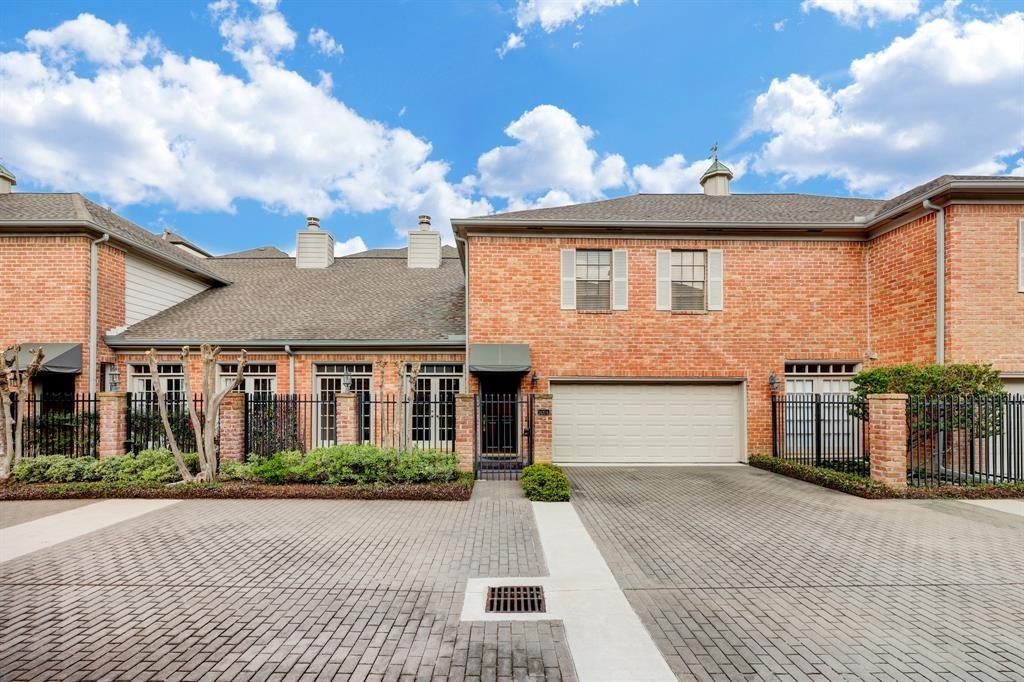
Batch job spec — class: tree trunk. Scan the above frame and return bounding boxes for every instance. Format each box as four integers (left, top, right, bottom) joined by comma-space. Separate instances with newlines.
147, 349, 195, 482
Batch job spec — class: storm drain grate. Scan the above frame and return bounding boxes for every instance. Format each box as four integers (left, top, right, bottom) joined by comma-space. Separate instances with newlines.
485, 585, 546, 613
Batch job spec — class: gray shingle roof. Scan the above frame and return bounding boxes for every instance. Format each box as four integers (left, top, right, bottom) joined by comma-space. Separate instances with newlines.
219, 245, 291, 259
871, 175, 1024, 217
161, 228, 213, 257
113, 248, 465, 343
461, 193, 885, 225
0, 193, 223, 281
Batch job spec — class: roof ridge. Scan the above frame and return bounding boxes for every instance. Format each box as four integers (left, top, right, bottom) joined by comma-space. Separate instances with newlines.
70, 193, 92, 222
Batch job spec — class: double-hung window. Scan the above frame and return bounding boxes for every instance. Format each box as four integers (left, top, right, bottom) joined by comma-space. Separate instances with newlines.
671, 250, 707, 311
575, 249, 612, 310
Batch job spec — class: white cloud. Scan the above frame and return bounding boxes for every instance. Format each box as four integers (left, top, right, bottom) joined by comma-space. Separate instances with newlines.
801, 0, 919, 27
0, 9, 490, 240
24, 12, 158, 65
308, 27, 343, 58
334, 235, 367, 256
499, 0, 636, 54
747, 12, 1024, 195
514, 0, 635, 33
497, 32, 526, 58
632, 153, 746, 193
209, 0, 295, 66
773, 19, 788, 31
474, 105, 628, 207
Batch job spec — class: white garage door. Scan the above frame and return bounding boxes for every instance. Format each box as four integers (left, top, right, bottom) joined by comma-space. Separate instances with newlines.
552, 382, 744, 464
1004, 378, 1024, 394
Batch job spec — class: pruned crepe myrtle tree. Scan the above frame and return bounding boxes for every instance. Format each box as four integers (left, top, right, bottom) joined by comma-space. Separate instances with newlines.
147, 344, 246, 482
1, 344, 45, 481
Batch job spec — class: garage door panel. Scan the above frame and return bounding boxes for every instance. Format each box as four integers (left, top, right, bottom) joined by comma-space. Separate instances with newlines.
552, 383, 743, 464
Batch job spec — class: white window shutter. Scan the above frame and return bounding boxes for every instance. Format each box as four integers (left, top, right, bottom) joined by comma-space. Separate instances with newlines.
1019, 219, 1024, 293
656, 250, 671, 311
707, 249, 724, 311
561, 248, 576, 310
612, 249, 628, 310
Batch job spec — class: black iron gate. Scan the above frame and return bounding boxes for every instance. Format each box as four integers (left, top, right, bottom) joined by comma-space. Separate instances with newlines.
475, 394, 534, 479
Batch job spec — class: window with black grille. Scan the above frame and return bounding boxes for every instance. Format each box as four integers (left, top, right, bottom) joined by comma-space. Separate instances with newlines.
575, 249, 611, 310
671, 250, 706, 311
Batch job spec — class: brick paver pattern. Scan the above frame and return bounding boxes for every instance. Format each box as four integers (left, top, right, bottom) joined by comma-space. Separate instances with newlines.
568, 466, 1024, 682
0, 498, 576, 681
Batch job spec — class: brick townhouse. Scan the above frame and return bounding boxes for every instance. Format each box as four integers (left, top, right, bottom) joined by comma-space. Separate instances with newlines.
1, 159, 1022, 467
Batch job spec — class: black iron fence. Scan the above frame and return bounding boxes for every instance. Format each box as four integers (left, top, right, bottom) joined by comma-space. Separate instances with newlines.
126, 392, 203, 453
360, 394, 456, 453
9, 393, 97, 458
907, 395, 1023, 486
771, 393, 869, 474
245, 394, 329, 457
475, 394, 534, 480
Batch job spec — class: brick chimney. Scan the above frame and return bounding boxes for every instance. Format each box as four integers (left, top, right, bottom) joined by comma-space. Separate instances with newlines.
407, 215, 441, 268
295, 216, 335, 268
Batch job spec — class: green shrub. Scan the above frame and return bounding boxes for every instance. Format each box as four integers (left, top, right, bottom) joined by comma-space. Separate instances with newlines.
13, 450, 199, 484
521, 463, 571, 501
852, 364, 1005, 400
748, 454, 895, 498
227, 445, 460, 486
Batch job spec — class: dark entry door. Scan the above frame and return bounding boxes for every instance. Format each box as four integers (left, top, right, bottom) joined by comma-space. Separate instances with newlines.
480, 375, 520, 454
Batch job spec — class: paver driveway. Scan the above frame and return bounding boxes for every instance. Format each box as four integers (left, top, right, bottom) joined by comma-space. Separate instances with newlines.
0, 493, 576, 681
568, 465, 1024, 681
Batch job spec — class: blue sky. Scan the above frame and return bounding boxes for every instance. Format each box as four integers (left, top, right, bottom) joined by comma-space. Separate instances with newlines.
2, 0, 1022, 255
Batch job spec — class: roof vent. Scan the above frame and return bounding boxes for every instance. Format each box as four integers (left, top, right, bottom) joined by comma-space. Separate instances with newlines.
700, 157, 733, 197
296, 215, 334, 269
408, 215, 441, 268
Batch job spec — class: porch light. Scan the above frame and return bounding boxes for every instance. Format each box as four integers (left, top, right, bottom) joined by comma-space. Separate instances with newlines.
768, 373, 781, 393
531, 371, 538, 387
341, 368, 352, 393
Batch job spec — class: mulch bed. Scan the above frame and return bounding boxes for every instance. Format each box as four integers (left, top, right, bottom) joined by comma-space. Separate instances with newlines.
0, 478, 474, 501
748, 455, 1024, 500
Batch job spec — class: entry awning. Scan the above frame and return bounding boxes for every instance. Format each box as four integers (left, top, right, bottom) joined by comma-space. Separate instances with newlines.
3, 343, 82, 375
468, 344, 531, 373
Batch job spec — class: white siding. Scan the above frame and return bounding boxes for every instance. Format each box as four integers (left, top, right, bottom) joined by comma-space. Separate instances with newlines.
296, 231, 335, 269
407, 231, 441, 268
124, 254, 208, 326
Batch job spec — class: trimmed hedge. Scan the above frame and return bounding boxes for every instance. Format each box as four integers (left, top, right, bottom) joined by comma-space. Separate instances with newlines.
521, 463, 571, 501
749, 455, 1024, 499
221, 445, 460, 485
0, 473, 475, 501
12, 450, 200, 484
851, 363, 1005, 399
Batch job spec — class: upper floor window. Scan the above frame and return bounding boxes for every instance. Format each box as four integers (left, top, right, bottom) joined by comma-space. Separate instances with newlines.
671, 250, 706, 311
575, 249, 612, 310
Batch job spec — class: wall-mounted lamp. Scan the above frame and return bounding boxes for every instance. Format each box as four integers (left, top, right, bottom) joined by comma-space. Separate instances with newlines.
341, 368, 352, 393
531, 371, 539, 387
768, 373, 781, 394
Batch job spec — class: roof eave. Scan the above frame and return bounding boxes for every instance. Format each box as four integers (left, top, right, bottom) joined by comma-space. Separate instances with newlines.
865, 178, 1024, 228
104, 336, 467, 350
452, 218, 865, 231
0, 219, 229, 284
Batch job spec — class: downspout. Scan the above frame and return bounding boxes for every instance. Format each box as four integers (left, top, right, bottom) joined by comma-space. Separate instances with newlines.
284, 344, 295, 394
923, 200, 945, 364
89, 233, 110, 394
454, 234, 470, 389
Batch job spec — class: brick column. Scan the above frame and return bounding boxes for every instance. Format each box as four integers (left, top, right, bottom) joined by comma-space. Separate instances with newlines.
335, 392, 359, 445
218, 393, 246, 462
97, 391, 128, 459
531, 393, 553, 465
454, 393, 476, 473
868, 393, 908, 489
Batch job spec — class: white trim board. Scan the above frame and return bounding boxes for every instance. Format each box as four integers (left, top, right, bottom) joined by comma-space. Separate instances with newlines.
461, 502, 675, 682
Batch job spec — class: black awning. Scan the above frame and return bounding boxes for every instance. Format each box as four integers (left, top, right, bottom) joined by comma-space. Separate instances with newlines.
3, 343, 82, 375
468, 344, 531, 373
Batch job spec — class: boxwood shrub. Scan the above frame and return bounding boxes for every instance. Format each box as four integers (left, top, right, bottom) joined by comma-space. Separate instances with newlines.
521, 463, 571, 501
12, 450, 200, 484
221, 445, 460, 485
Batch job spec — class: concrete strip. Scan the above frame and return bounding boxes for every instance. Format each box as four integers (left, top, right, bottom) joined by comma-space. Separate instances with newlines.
0, 499, 180, 563
461, 502, 675, 682
961, 499, 1024, 517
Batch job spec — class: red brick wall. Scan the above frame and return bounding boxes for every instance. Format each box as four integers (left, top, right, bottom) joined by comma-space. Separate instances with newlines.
0, 236, 125, 393
944, 204, 1024, 373
467, 235, 870, 454
867, 213, 936, 365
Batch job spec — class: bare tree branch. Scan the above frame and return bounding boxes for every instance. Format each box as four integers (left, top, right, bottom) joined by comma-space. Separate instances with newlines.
147, 348, 195, 482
